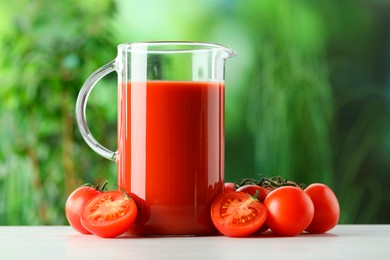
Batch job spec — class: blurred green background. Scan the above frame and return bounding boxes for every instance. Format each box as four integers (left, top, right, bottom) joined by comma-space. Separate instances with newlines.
0, 0, 389, 225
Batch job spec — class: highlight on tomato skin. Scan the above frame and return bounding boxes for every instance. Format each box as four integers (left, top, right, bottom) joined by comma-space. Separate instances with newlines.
80, 191, 138, 238
210, 191, 267, 237
224, 182, 236, 192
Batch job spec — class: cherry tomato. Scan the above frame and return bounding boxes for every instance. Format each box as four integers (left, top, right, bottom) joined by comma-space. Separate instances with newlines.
80, 191, 137, 238
264, 186, 314, 236
236, 184, 272, 201
210, 191, 267, 237
304, 183, 340, 234
224, 182, 236, 192
65, 185, 101, 234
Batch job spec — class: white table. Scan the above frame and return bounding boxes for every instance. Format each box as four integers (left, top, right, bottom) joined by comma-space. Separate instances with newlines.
1, 225, 388, 259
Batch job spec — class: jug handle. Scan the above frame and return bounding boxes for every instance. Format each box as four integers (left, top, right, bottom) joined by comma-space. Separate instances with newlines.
75, 60, 117, 161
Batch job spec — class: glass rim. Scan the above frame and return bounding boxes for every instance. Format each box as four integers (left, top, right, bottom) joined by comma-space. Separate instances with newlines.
117, 41, 236, 57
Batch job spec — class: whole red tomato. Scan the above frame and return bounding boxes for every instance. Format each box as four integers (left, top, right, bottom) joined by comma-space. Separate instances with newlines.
65, 185, 101, 234
264, 186, 314, 236
80, 191, 138, 238
304, 183, 340, 234
210, 191, 267, 237
236, 184, 272, 201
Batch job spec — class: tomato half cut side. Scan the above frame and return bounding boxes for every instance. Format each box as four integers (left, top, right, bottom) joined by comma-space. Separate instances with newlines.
211, 191, 267, 237
80, 191, 137, 238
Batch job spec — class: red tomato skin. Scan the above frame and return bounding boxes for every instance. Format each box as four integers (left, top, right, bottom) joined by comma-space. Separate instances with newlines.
304, 183, 340, 234
224, 182, 236, 192
236, 185, 272, 201
264, 186, 314, 236
211, 191, 267, 237
65, 186, 101, 234
80, 191, 137, 238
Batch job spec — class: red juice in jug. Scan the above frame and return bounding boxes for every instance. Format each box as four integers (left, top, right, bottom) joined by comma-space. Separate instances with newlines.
117, 81, 224, 235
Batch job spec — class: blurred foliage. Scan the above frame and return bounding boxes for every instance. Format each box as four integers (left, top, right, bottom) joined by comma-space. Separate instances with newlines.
0, 0, 118, 224
0, 0, 389, 225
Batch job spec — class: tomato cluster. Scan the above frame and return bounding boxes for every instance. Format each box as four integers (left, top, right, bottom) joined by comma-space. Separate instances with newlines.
66, 177, 339, 239
211, 180, 340, 237
65, 183, 137, 238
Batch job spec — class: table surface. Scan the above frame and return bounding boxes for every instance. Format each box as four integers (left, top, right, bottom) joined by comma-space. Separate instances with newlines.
0, 225, 389, 259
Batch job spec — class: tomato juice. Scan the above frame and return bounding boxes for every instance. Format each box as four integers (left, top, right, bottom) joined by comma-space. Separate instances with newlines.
117, 81, 224, 235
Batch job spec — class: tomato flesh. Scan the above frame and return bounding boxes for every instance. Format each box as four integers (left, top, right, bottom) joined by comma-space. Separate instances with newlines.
81, 191, 137, 238
236, 184, 272, 233
211, 191, 267, 237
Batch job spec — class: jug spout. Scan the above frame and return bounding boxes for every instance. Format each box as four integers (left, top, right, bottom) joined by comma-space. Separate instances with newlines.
219, 44, 237, 60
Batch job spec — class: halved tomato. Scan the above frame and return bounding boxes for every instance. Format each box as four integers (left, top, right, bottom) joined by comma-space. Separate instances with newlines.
210, 191, 267, 237
80, 191, 137, 238
236, 185, 272, 233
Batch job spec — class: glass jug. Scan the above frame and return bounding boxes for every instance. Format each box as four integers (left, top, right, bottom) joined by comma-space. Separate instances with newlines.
75, 41, 236, 235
